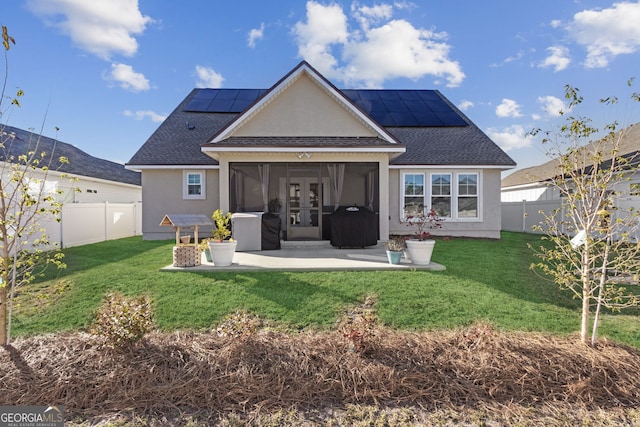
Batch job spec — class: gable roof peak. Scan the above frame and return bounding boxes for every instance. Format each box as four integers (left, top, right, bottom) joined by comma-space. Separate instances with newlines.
209, 61, 400, 144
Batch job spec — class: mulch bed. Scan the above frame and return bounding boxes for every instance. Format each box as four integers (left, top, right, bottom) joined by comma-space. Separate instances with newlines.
2, 324, 640, 425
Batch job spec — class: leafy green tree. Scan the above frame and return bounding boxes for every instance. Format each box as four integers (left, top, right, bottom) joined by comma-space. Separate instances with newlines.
1, 25, 70, 345
532, 81, 640, 346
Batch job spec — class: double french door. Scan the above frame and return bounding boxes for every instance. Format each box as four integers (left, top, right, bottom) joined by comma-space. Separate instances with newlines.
287, 168, 322, 240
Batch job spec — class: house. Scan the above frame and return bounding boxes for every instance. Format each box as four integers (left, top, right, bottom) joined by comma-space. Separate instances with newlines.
1, 124, 142, 247
501, 122, 640, 236
1, 124, 142, 203
126, 61, 515, 243
501, 122, 640, 202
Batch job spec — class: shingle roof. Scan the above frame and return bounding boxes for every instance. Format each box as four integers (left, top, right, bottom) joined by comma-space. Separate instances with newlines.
127, 90, 225, 167
1, 125, 141, 186
502, 122, 640, 188
128, 84, 515, 168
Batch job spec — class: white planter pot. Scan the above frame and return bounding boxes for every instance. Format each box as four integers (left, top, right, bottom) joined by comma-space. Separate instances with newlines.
207, 241, 238, 266
405, 239, 435, 265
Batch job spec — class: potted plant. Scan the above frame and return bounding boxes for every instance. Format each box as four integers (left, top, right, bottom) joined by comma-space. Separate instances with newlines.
404, 207, 443, 265
384, 236, 405, 264
207, 209, 237, 266
199, 238, 214, 262
267, 197, 282, 214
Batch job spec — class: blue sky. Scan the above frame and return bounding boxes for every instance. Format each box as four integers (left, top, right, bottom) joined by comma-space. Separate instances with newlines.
2, 0, 640, 175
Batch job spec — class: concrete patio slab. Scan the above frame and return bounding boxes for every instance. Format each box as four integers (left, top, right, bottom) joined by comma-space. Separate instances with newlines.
161, 241, 446, 272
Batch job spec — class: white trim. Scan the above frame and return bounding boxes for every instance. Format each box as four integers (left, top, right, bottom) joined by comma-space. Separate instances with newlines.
455, 172, 481, 221
182, 170, 206, 200
126, 164, 220, 171
400, 170, 483, 223
500, 181, 550, 191
202, 146, 405, 154
391, 164, 511, 170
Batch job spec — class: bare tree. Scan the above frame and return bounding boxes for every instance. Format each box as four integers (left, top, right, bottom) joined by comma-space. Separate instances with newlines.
532, 81, 640, 346
0, 26, 70, 345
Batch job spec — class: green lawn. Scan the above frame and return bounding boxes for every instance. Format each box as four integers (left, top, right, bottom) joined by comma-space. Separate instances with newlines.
13, 232, 640, 347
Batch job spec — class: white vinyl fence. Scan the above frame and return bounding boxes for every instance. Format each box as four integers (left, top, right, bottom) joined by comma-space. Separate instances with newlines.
502, 199, 640, 241
501, 200, 563, 234
42, 202, 142, 248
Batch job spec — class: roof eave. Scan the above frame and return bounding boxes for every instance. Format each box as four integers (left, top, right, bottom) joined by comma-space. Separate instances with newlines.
201, 145, 406, 161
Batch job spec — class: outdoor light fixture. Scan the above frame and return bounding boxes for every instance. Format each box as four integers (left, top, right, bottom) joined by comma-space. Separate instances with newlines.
297, 152, 311, 159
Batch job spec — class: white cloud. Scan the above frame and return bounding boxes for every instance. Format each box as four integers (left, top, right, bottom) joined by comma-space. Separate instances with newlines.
458, 100, 474, 111
107, 63, 150, 92
248, 23, 265, 48
293, 1, 464, 88
539, 45, 571, 71
195, 65, 224, 88
123, 110, 166, 123
27, 0, 152, 60
496, 99, 522, 118
487, 125, 535, 152
567, 2, 640, 68
352, 3, 393, 30
503, 50, 525, 64
537, 95, 567, 117
292, 1, 349, 76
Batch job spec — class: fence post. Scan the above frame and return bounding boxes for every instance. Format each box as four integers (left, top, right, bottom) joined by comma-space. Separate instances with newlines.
104, 201, 108, 242
522, 200, 526, 232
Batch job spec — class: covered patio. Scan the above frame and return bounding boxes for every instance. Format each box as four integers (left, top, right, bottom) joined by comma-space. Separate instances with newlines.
161, 241, 445, 272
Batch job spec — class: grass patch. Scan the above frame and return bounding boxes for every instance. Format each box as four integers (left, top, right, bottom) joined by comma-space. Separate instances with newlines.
12, 232, 640, 347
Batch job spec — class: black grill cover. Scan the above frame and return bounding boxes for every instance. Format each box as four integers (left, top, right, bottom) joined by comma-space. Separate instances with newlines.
261, 213, 281, 250
330, 206, 377, 248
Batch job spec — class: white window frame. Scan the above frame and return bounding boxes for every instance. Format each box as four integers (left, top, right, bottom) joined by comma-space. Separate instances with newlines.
401, 173, 425, 218
456, 172, 480, 220
183, 170, 206, 200
430, 173, 452, 219
400, 171, 482, 222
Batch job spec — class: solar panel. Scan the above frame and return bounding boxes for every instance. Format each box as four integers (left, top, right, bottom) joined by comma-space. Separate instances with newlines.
183, 88, 467, 127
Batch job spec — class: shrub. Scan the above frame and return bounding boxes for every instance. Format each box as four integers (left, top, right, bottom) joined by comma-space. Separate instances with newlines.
92, 292, 154, 348
215, 310, 262, 338
337, 295, 379, 353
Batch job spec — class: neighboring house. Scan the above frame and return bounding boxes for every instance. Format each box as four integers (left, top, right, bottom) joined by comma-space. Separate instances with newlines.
1, 124, 142, 247
501, 122, 640, 236
501, 122, 640, 202
127, 61, 515, 242
1, 124, 142, 203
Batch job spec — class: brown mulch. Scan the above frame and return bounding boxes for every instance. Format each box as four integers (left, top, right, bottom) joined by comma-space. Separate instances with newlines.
2, 326, 640, 423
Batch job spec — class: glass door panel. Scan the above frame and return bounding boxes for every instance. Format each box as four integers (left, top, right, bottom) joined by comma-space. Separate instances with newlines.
287, 174, 321, 240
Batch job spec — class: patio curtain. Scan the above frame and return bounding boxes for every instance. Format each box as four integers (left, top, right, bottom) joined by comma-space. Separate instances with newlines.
232, 170, 244, 212
258, 163, 270, 212
366, 170, 375, 211
327, 163, 345, 211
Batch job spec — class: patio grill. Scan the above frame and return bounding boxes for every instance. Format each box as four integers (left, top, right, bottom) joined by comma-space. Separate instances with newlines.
329, 206, 377, 248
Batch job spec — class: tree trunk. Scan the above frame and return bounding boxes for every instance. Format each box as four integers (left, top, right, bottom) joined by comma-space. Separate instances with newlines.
580, 249, 591, 345
0, 285, 6, 346
581, 287, 590, 344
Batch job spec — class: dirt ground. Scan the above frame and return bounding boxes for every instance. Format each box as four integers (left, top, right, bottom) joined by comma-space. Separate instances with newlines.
2, 322, 640, 426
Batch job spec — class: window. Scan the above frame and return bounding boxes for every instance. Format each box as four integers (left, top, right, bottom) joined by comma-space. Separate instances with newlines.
183, 170, 205, 199
431, 174, 451, 218
403, 173, 424, 217
457, 173, 478, 218
401, 171, 481, 221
